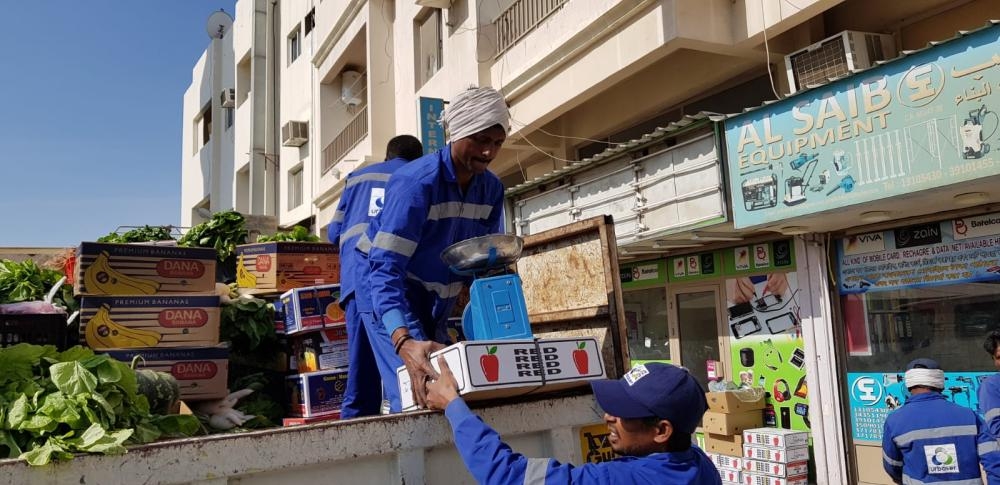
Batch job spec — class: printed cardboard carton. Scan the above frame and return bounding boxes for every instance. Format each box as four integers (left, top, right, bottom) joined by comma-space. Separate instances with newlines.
290, 325, 349, 372
705, 389, 766, 413
280, 284, 345, 334
743, 459, 809, 478
236, 242, 339, 292
80, 295, 220, 350
286, 369, 348, 417
702, 410, 765, 436
743, 444, 809, 463
743, 428, 810, 449
104, 346, 229, 401
742, 473, 808, 485
705, 433, 745, 457
707, 452, 745, 471
397, 337, 605, 411
75, 243, 217, 296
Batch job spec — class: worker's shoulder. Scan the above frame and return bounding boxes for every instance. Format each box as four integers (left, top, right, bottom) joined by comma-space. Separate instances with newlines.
350, 158, 407, 177
591, 454, 719, 484
389, 152, 446, 183
982, 373, 1000, 391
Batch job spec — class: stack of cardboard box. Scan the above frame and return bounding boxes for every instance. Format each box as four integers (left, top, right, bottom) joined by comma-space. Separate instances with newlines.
279, 284, 348, 426
741, 428, 810, 485
703, 389, 766, 485
75, 242, 230, 402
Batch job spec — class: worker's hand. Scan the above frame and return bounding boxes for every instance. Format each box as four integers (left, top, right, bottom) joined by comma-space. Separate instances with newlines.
425, 356, 461, 411
399, 338, 447, 409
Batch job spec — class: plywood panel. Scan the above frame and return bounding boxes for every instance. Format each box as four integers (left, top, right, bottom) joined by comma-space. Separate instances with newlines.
517, 233, 608, 316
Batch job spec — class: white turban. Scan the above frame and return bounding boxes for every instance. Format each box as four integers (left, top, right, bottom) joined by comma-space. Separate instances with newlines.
905, 368, 945, 390
441, 87, 510, 142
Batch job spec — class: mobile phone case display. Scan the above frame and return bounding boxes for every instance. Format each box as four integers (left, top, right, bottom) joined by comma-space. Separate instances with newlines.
726, 271, 810, 432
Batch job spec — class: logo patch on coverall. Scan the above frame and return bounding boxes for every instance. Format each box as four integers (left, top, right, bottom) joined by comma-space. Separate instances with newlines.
368, 188, 385, 217
924, 444, 959, 474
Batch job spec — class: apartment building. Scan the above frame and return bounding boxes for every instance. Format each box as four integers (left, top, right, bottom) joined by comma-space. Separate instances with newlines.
181, 1, 1000, 483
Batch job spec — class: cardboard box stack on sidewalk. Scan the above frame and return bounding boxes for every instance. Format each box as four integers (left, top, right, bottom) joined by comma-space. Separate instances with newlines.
703, 388, 766, 485
75, 242, 228, 401
742, 427, 810, 485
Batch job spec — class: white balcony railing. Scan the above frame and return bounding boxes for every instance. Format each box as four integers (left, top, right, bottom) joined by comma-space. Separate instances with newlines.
493, 0, 568, 56
322, 105, 368, 174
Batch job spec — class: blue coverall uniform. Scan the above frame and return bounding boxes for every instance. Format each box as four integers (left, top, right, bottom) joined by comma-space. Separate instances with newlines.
328, 157, 408, 418
444, 398, 721, 484
354, 145, 504, 413
979, 374, 1000, 445
882, 392, 1000, 484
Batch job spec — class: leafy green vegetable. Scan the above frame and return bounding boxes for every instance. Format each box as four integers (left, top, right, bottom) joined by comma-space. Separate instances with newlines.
0, 259, 78, 312
0, 344, 202, 466
97, 226, 175, 243
220, 296, 278, 360
256, 225, 320, 243
178, 210, 248, 262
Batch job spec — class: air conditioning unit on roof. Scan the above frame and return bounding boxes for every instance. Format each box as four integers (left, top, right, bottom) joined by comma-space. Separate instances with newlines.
220, 88, 235, 108
282, 121, 309, 147
785, 31, 897, 94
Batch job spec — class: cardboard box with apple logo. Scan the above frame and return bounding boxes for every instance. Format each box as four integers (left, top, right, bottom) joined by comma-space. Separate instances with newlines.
397, 337, 606, 411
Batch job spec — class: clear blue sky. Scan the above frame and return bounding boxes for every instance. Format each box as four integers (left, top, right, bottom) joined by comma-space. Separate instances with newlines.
0, 1, 235, 247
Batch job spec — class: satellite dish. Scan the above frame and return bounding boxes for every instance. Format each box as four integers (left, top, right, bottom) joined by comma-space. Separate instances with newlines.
206, 9, 233, 40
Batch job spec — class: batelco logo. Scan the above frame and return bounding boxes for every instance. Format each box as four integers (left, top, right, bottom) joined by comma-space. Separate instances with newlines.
894, 223, 942, 249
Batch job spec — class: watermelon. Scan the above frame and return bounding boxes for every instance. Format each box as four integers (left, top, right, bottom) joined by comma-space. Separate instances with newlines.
136, 368, 181, 415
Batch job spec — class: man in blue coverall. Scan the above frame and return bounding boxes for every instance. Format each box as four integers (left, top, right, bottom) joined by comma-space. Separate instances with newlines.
882, 358, 1000, 484
328, 134, 423, 418
979, 330, 1000, 445
352, 86, 509, 412
425, 359, 721, 484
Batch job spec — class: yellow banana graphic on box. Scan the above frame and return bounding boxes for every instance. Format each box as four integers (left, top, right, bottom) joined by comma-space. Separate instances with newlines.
236, 254, 257, 288
85, 304, 162, 349
84, 251, 160, 295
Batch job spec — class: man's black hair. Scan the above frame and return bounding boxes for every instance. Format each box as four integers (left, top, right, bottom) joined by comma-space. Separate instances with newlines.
985, 330, 1000, 355
639, 416, 691, 452
385, 135, 424, 161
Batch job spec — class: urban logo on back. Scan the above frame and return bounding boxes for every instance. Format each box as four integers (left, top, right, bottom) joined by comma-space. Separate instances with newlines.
368, 188, 385, 217
924, 444, 959, 474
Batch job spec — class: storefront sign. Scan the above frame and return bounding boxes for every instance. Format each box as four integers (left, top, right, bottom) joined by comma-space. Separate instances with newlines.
848, 371, 991, 442
724, 24, 1000, 229
579, 423, 613, 464
619, 260, 666, 289
418, 97, 445, 154
837, 212, 1000, 294
668, 240, 796, 283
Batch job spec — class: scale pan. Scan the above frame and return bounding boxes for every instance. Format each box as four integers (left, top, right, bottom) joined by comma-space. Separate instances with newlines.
440, 234, 524, 272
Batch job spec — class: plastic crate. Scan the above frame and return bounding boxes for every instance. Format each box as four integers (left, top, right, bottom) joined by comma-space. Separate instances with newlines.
1, 314, 76, 349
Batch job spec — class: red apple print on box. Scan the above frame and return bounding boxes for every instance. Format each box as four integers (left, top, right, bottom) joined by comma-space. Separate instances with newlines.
481, 346, 499, 382
573, 342, 589, 374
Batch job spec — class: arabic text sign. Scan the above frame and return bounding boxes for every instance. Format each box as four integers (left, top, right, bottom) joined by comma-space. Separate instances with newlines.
724, 25, 1000, 228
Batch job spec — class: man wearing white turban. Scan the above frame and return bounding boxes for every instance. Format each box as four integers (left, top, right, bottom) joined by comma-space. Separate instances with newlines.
350, 87, 510, 414
881, 358, 1000, 484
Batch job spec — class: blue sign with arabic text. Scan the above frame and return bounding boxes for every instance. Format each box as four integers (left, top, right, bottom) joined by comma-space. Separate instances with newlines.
419, 97, 445, 155
725, 25, 1000, 229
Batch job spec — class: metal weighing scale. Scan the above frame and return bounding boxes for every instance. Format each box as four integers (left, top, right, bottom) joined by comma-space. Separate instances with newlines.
440, 234, 533, 341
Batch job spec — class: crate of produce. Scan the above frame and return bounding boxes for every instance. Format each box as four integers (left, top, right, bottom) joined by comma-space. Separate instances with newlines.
75, 242, 217, 296
235, 242, 339, 292
1, 313, 75, 349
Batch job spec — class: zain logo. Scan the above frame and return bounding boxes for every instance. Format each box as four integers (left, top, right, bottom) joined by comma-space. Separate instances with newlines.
931, 447, 955, 466
851, 376, 883, 406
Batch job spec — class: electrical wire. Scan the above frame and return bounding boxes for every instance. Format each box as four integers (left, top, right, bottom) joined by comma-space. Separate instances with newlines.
760, 0, 783, 101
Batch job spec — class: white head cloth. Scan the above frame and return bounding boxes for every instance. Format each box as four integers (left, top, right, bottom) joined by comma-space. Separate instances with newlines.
905, 368, 945, 389
441, 87, 510, 142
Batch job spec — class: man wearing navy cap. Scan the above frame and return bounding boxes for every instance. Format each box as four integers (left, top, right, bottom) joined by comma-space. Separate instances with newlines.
881, 358, 1000, 484
426, 359, 721, 484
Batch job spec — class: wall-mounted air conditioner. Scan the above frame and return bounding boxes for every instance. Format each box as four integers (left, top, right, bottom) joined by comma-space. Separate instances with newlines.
282, 121, 309, 147
220, 88, 236, 108
341, 70, 363, 107
785, 31, 896, 93
415, 0, 451, 8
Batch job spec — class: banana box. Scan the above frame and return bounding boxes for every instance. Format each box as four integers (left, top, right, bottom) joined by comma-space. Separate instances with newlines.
280, 284, 345, 335
290, 325, 349, 372
75, 243, 218, 296
235, 242, 339, 292
104, 346, 229, 401
80, 296, 221, 350
286, 369, 348, 417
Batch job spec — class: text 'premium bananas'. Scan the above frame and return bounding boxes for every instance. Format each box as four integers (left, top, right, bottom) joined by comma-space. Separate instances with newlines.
74, 243, 218, 296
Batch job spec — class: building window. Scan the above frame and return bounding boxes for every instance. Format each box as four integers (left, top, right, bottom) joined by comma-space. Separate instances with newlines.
288, 165, 303, 209
288, 26, 301, 65
304, 9, 315, 36
414, 9, 443, 89
195, 103, 212, 152
624, 288, 670, 365
225, 108, 234, 130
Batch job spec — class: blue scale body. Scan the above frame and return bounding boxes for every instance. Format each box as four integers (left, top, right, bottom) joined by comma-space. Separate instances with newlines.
462, 273, 532, 341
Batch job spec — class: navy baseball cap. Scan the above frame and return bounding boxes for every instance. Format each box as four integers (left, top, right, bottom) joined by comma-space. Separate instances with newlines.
590, 363, 707, 434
